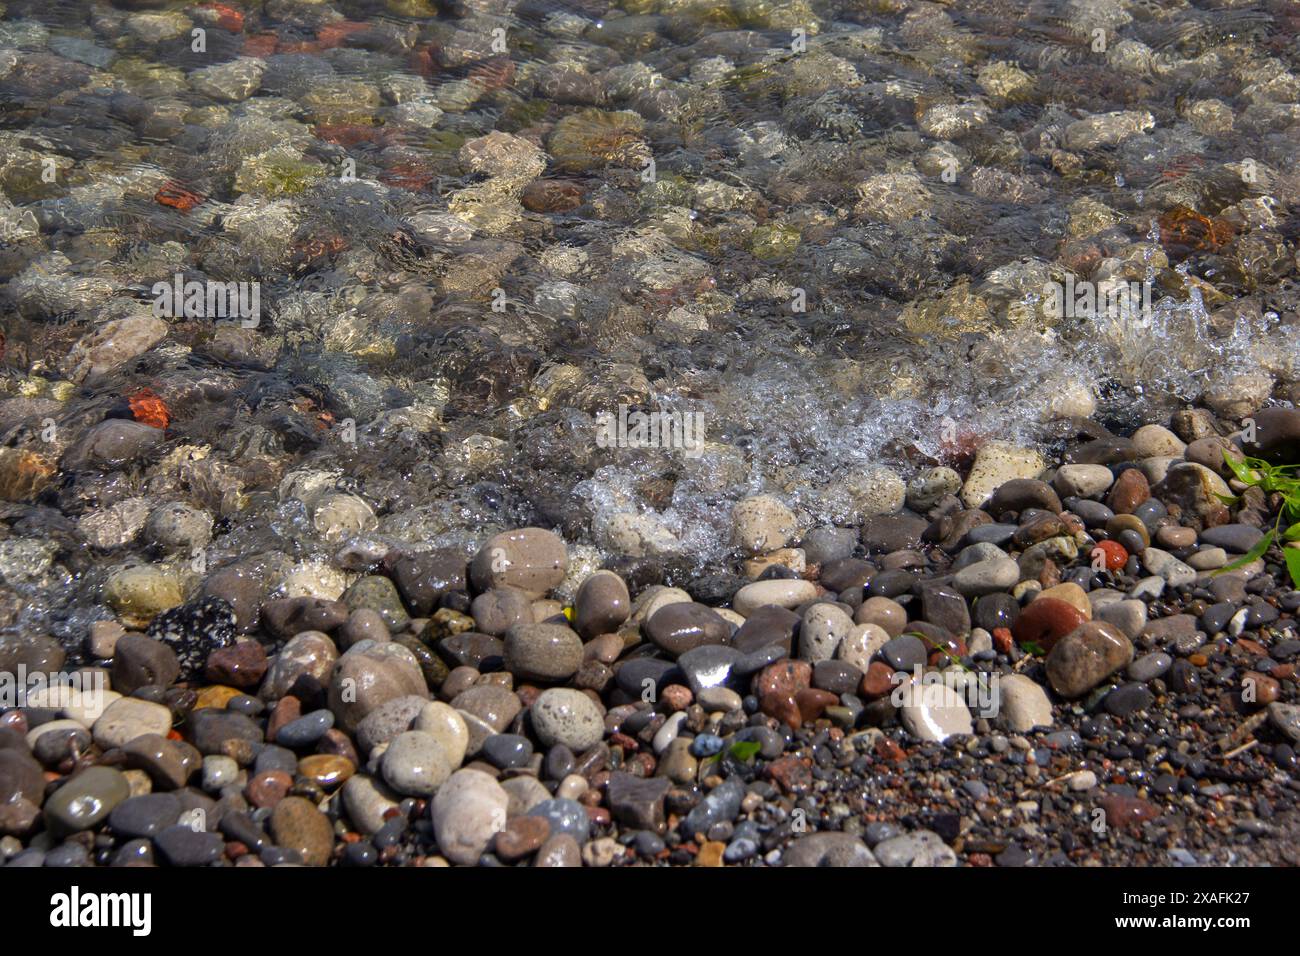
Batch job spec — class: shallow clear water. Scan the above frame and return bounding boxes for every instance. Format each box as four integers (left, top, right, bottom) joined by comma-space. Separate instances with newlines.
1, 0, 1299, 644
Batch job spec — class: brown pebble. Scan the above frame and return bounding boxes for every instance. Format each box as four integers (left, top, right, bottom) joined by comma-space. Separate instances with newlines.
246, 770, 293, 809
494, 815, 550, 861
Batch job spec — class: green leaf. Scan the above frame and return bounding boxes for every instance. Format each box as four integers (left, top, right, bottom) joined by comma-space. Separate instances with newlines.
729, 741, 762, 762
1285, 548, 1300, 590
1213, 528, 1274, 576
1222, 449, 1256, 484
1282, 521, 1300, 543
1021, 640, 1045, 657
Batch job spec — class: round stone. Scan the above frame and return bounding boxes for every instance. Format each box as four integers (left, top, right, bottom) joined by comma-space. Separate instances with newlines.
503, 623, 583, 681
470, 528, 568, 597
269, 796, 334, 867
414, 701, 469, 769
643, 603, 731, 657
431, 769, 509, 865
574, 570, 631, 639
471, 586, 534, 636
381, 730, 453, 796
529, 688, 604, 751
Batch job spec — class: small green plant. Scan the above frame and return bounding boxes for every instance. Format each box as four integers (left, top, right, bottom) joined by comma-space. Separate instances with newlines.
1215, 450, 1300, 587
702, 739, 763, 769
728, 741, 762, 762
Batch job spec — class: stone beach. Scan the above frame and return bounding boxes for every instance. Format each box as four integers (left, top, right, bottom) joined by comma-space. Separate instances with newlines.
2, 0, 1300, 869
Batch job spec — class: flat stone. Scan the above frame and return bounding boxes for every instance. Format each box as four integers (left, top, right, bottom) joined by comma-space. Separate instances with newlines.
1268, 702, 1300, 744
731, 605, 800, 655
1127, 652, 1172, 682
122, 734, 201, 789
880, 635, 926, 671
1054, 464, 1114, 498
860, 514, 928, 553
676, 645, 743, 695
1199, 524, 1264, 553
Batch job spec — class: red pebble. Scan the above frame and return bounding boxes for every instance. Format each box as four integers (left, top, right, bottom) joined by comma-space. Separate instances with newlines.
1092, 540, 1128, 571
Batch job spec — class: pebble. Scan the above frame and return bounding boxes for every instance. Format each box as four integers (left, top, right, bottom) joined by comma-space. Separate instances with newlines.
92, 697, 173, 750
413, 701, 470, 768
798, 603, 853, 662
470, 528, 567, 597
873, 829, 957, 867
275, 710, 335, 748
527, 797, 591, 844
270, 796, 334, 867
529, 688, 604, 751
643, 603, 732, 656
1045, 622, 1134, 698
43, 766, 130, 835
961, 442, 1045, 508
574, 570, 631, 639
381, 730, 453, 796
732, 495, 797, 553
503, 623, 584, 681
328, 643, 428, 733
1053, 464, 1114, 498
431, 769, 510, 865
1128, 652, 1172, 682
732, 580, 818, 616
952, 557, 1020, 597
341, 774, 402, 836
897, 679, 974, 742
782, 832, 878, 867
154, 825, 225, 867
111, 634, 180, 695
997, 674, 1054, 732
534, 833, 582, 867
